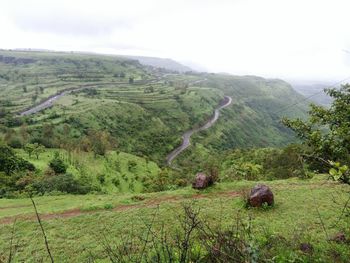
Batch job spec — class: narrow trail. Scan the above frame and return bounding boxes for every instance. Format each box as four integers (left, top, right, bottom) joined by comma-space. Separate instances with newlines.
0, 190, 240, 225
166, 96, 232, 165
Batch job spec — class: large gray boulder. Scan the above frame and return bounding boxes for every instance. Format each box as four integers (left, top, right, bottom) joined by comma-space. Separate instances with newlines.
192, 173, 213, 189
249, 184, 274, 207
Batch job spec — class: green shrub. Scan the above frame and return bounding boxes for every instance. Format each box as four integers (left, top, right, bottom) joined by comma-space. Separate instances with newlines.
8, 137, 23, 148
127, 160, 137, 172
97, 174, 106, 184
111, 177, 120, 187
222, 145, 307, 181
49, 152, 67, 174
33, 173, 95, 194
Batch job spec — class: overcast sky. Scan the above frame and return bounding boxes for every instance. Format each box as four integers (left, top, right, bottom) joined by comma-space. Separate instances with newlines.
1, 0, 350, 81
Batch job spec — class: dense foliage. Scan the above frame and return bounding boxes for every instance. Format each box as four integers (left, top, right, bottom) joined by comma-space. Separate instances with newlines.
49, 152, 67, 174
283, 84, 350, 182
0, 144, 35, 197
221, 145, 310, 181
0, 50, 309, 164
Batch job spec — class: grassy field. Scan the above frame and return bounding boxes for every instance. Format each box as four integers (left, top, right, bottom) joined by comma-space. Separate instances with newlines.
0, 175, 349, 262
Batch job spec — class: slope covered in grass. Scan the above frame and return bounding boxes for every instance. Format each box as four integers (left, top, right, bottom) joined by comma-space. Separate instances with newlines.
1, 50, 309, 165
0, 175, 349, 262
15, 148, 160, 195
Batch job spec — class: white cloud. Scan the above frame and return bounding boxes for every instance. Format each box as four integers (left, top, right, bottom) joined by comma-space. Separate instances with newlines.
0, 0, 349, 81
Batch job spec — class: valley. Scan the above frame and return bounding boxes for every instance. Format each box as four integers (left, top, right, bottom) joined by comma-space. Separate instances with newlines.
0, 50, 349, 262
166, 95, 232, 165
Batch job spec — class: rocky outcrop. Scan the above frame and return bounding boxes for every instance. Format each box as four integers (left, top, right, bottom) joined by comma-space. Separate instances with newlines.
248, 184, 274, 207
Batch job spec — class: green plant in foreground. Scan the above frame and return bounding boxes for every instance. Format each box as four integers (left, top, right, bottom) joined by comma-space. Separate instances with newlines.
329, 161, 349, 184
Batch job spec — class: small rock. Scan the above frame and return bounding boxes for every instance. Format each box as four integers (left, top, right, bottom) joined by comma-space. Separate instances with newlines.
192, 173, 213, 189
329, 232, 346, 243
299, 243, 313, 254
248, 184, 274, 207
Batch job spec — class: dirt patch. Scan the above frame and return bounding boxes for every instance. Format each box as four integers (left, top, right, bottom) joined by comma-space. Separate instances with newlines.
0, 190, 241, 225
0, 204, 32, 210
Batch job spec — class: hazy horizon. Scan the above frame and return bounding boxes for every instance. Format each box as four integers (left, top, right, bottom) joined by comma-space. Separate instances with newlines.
1, 0, 350, 82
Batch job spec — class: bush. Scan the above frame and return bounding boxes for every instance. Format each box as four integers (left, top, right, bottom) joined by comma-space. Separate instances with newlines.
8, 137, 23, 148
222, 146, 307, 181
33, 173, 95, 194
127, 160, 137, 172
49, 153, 67, 174
142, 168, 186, 192
97, 174, 105, 184
112, 177, 120, 187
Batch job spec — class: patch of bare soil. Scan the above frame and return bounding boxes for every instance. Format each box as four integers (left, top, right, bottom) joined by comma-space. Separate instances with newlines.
0, 190, 241, 225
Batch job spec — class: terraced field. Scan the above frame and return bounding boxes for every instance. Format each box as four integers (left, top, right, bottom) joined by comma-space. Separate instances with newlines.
1, 50, 309, 165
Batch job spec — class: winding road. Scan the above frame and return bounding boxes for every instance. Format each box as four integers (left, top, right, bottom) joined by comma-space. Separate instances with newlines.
18, 75, 232, 166
166, 95, 232, 165
18, 74, 201, 116
19, 79, 160, 116
20, 89, 76, 116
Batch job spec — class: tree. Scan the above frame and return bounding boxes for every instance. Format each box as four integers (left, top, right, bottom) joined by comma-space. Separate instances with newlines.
24, 143, 45, 159
0, 144, 35, 175
24, 143, 35, 158
86, 130, 117, 157
41, 123, 55, 147
33, 143, 45, 159
283, 84, 350, 177
20, 124, 29, 143
4, 128, 14, 143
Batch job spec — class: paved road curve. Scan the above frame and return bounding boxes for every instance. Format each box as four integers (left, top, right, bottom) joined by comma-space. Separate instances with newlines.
18, 79, 159, 116
18, 74, 204, 116
166, 96, 232, 165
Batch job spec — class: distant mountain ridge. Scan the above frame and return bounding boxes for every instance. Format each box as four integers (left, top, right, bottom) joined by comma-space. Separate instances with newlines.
124, 55, 193, 72
291, 82, 333, 106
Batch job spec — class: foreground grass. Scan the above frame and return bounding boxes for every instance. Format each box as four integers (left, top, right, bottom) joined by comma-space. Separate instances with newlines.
0, 175, 349, 262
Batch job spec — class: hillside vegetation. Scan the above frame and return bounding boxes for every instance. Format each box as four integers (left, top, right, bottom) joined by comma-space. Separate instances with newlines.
2, 50, 349, 262
0, 50, 307, 165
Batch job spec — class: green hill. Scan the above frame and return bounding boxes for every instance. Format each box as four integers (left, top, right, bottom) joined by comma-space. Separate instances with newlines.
0, 50, 308, 165
1, 51, 350, 262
